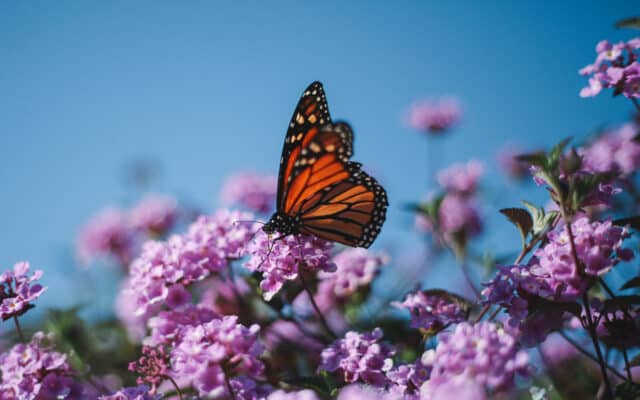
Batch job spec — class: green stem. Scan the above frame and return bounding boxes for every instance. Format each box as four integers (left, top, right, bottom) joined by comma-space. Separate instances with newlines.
165, 376, 184, 400
13, 316, 25, 342
299, 273, 337, 339
223, 370, 237, 400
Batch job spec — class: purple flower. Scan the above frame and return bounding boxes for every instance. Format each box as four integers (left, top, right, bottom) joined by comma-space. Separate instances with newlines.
318, 328, 395, 387
392, 290, 467, 332
318, 248, 388, 298
129, 195, 178, 237
437, 160, 484, 195
145, 304, 219, 347
0, 332, 85, 399
579, 123, 640, 177
438, 194, 483, 237
98, 385, 160, 400
170, 315, 265, 398
406, 97, 462, 134
266, 389, 320, 400
0, 262, 46, 321
336, 384, 397, 400
386, 357, 431, 399
482, 263, 577, 346
126, 209, 257, 316
425, 322, 529, 391
579, 38, 640, 98
221, 171, 277, 214
76, 207, 134, 266
244, 231, 336, 301
531, 217, 633, 300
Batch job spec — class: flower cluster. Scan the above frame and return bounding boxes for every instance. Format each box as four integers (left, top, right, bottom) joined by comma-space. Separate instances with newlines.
319, 328, 395, 387
417, 161, 484, 244
579, 38, 640, 98
386, 356, 431, 399
98, 385, 160, 400
128, 346, 170, 391
145, 304, 218, 346
406, 97, 461, 134
220, 171, 277, 214
424, 322, 529, 392
0, 332, 84, 399
77, 207, 134, 266
318, 248, 388, 299
126, 209, 257, 316
244, 231, 336, 300
392, 289, 467, 332
531, 217, 633, 300
77, 195, 181, 266
267, 389, 320, 400
579, 123, 640, 177
170, 315, 265, 398
129, 195, 178, 236
0, 261, 46, 321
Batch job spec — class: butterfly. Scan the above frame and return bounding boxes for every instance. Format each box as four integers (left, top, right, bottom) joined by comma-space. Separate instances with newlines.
262, 82, 388, 248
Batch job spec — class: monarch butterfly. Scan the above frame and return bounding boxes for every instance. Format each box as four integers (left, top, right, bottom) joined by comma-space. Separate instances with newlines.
262, 82, 388, 248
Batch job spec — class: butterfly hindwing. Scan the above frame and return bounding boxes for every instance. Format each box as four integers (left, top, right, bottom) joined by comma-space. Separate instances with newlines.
299, 163, 387, 248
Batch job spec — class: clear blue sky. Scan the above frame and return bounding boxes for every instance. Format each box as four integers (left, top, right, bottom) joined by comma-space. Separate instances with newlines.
1, 1, 637, 319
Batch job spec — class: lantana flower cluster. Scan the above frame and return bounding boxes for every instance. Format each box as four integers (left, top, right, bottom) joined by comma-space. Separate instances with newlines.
244, 231, 336, 300
416, 160, 484, 243
318, 328, 395, 387
406, 97, 461, 134
0, 332, 84, 399
169, 315, 267, 399
579, 38, 640, 98
422, 322, 529, 394
77, 194, 180, 266
393, 290, 467, 332
0, 262, 46, 321
579, 123, 640, 177
220, 171, 277, 214
125, 209, 256, 316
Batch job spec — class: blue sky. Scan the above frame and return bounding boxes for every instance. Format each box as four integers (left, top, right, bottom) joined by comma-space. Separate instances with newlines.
1, 1, 638, 319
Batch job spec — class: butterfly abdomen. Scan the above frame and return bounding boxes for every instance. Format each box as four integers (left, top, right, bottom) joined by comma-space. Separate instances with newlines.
263, 212, 301, 236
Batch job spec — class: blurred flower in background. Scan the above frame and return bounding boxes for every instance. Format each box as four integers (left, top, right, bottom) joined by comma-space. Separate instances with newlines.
405, 97, 461, 135
220, 171, 277, 214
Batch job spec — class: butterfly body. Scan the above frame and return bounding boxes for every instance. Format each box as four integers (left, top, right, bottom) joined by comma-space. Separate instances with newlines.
264, 82, 387, 248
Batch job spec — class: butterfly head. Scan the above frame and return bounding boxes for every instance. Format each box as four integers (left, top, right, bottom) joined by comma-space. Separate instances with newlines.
262, 212, 300, 237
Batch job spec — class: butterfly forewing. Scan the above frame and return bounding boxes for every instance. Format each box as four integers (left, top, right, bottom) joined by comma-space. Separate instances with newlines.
277, 82, 332, 210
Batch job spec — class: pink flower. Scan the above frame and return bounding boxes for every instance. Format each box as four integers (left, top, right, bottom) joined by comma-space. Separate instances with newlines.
436, 160, 484, 195
0, 262, 46, 321
244, 231, 336, 301
406, 97, 462, 134
129, 195, 178, 237
220, 171, 277, 214
579, 38, 640, 98
76, 207, 134, 266
319, 328, 395, 387
170, 316, 266, 398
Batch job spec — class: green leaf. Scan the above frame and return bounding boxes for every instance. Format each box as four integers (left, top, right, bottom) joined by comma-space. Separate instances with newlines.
616, 16, 640, 30
549, 137, 573, 166
525, 294, 582, 319
621, 276, 640, 291
521, 201, 557, 236
630, 353, 640, 367
615, 381, 640, 400
613, 216, 640, 230
499, 208, 533, 244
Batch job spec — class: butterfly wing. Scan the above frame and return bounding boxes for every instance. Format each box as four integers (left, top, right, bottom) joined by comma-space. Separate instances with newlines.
276, 81, 332, 211
283, 122, 387, 248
